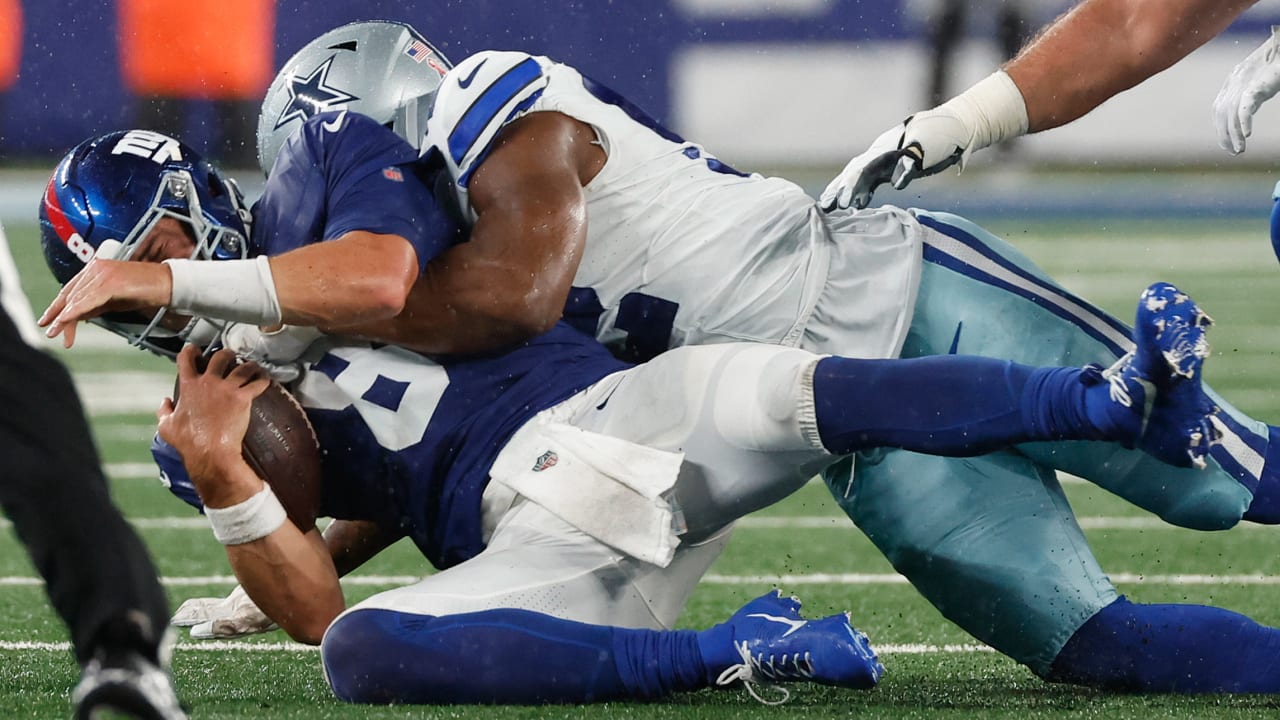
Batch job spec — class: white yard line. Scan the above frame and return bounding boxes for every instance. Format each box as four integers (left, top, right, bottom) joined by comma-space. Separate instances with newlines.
74, 371, 172, 416
0, 639, 996, 655
1, 572, 1278, 587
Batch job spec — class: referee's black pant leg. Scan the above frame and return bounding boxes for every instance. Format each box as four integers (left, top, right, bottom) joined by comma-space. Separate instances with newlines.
0, 319, 170, 665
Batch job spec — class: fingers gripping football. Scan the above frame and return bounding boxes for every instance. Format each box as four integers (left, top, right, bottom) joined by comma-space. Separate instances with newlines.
166, 347, 323, 531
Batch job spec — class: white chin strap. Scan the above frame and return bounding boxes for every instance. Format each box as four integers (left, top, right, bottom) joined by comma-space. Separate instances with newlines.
95, 238, 125, 261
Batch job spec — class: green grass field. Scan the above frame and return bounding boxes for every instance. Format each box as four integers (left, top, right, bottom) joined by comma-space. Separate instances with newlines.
6, 212, 1280, 719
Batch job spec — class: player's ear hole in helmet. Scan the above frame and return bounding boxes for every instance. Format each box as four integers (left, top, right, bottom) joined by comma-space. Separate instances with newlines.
39, 129, 250, 358
257, 19, 453, 176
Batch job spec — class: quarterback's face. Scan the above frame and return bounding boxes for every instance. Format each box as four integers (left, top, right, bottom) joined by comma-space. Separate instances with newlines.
133, 217, 197, 263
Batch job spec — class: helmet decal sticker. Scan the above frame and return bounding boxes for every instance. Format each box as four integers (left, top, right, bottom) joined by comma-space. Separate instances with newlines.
273, 55, 360, 131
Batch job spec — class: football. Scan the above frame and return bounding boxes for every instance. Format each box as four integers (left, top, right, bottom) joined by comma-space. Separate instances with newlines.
173, 359, 322, 532
241, 379, 324, 532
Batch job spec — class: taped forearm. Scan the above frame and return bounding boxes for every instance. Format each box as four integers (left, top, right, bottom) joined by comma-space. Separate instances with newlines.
936, 71, 1030, 156
164, 256, 282, 326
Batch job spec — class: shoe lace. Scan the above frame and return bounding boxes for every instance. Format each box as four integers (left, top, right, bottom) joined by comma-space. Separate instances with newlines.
715, 639, 816, 705
1101, 353, 1134, 408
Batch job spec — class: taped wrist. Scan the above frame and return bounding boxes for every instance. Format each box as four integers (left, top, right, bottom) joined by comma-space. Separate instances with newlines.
943, 70, 1029, 156
164, 256, 283, 326
205, 485, 288, 545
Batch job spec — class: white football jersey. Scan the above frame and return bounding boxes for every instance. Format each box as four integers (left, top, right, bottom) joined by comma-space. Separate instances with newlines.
426, 50, 919, 360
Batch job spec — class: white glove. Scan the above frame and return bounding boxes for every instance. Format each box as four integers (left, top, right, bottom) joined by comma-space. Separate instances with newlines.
171, 585, 279, 639
821, 112, 970, 212
221, 323, 325, 383
821, 71, 1028, 212
1214, 26, 1280, 155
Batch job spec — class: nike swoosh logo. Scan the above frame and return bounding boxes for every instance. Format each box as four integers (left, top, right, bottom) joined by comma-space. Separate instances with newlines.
321, 110, 347, 133
457, 60, 487, 90
746, 613, 807, 638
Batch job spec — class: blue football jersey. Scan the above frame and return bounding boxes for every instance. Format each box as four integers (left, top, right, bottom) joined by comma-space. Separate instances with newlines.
155, 324, 628, 570
250, 110, 464, 269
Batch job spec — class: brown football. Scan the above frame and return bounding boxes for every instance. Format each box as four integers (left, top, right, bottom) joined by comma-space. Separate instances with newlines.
173, 359, 322, 532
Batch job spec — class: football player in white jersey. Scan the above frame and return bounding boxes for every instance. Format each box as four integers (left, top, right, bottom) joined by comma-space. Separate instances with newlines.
313, 45, 1280, 691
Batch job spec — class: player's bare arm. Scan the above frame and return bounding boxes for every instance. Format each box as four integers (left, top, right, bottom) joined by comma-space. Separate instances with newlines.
334, 111, 605, 355
269, 230, 419, 327
39, 217, 419, 348
1010, 0, 1257, 132
323, 519, 406, 577
158, 346, 343, 644
823, 0, 1258, 211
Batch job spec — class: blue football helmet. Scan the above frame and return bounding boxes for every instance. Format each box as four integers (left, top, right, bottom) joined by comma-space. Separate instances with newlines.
39, 129, 251, 357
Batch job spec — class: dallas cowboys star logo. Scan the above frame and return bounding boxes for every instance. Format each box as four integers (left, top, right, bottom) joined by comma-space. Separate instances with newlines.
272, 55, 361, 130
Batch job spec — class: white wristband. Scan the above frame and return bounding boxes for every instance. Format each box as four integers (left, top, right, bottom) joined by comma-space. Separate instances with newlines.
164, 256, 283, 326
205, 485, 288, 546
943, 70, 1029, 155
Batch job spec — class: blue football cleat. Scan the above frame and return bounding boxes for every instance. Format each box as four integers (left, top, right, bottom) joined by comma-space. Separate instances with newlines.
711, 590, 883, 704
73, 646, 187, 720
1102, 282, 1220, 469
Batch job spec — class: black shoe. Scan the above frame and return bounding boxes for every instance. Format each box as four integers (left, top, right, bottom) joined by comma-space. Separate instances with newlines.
72, 648, 187, 720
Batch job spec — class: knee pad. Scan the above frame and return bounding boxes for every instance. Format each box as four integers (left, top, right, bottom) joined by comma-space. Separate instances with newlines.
710, 345, 824, 452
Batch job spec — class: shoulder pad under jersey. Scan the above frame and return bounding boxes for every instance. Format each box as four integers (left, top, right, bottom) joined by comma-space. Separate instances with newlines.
426, 51, 552, 193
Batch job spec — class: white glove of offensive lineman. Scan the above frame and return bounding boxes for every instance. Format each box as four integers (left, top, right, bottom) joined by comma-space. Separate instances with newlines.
171, 585, 279, 639
821, 71, 1028, 212
220, 323, 326, 383
1214, 26, 1280, 155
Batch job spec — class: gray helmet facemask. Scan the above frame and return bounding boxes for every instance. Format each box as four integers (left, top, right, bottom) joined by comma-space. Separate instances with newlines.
257, 20, 452, 176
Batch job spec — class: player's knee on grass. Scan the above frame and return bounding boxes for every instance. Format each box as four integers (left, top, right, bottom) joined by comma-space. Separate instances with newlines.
322, 608, 415, 704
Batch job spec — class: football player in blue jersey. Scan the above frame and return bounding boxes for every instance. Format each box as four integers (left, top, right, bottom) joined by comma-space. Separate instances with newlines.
36, 127, 1248, 704
178, 25, 1280, 696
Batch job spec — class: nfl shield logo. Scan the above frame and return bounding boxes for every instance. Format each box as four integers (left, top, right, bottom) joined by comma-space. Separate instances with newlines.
532, 450, 558, 472
381, 167, 404, 182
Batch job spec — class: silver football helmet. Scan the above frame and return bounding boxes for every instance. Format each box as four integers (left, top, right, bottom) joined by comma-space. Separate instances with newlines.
257, 20, 452, 175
